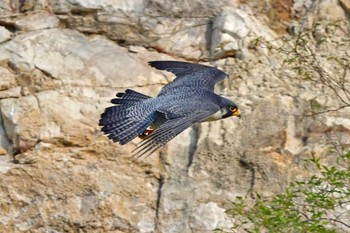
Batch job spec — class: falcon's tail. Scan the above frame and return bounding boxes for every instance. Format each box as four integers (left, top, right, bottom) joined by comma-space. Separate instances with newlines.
110, 89, 151, 105
99, 89, 156, 145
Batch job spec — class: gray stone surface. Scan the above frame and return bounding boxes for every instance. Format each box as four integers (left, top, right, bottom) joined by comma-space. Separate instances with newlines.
0, 26, 11, 43
14, 12, 60, 31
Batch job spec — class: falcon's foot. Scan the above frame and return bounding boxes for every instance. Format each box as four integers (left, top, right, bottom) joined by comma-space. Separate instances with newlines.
138, 127, 154, 140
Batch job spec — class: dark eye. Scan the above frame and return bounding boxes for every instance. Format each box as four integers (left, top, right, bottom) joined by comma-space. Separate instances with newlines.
230, 107, 237, 112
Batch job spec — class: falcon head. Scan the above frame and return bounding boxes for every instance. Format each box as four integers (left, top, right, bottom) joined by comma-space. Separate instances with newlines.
221, 98, 241, 119
222, 105, 241, 119
201, 98, 241, 122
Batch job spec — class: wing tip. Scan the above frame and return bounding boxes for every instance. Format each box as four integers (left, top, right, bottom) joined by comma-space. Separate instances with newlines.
148, 60, 166, 69
148, 60, 191, 74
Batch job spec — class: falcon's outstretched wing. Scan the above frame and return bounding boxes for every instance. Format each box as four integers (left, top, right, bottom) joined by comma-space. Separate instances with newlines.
149, 61, 227, 95
132, 103, 220, 160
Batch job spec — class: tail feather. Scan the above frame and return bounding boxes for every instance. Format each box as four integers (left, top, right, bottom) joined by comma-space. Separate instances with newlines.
111, 98, 143, 105
111, 89, 151, 105
99, 89, 156, 144
99, 106, 131, 126
102, 118, 134, 134
118, 114, 155, 145
105, 118, 141, 137
100, 89, 151, 126
111, 89, 151, 103
100, 105, 129, 117
122, 89, 151, 100
106, 115, 155, 145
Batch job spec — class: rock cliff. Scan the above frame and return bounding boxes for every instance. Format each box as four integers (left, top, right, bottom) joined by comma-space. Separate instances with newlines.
0, 0, 349, 232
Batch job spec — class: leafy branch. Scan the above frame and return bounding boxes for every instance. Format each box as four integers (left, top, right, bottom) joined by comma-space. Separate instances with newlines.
220, 151, 350, 233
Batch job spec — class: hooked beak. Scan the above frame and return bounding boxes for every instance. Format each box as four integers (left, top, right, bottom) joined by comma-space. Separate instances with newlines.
233, 109, 241, 118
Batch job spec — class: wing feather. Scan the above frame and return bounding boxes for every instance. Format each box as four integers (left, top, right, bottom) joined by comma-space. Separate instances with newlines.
131, 109, 218, 160
149, 61, 227, 94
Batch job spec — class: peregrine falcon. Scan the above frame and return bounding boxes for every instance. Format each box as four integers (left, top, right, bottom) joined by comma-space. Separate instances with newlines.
99, 61, 241, 159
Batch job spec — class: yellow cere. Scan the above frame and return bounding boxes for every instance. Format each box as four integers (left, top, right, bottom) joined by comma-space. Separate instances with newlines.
230, 107, 240, 117
234, 109, 240, 117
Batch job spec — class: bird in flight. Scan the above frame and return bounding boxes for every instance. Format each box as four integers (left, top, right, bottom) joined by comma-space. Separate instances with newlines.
99, 61, 241, 159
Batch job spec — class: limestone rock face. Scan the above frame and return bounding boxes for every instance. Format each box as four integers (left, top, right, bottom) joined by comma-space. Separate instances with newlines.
210, 7, 280, 60
0, 0, 349, 233
46, 0, 237, 60
14, 12, 60, 31
0, 66, 16, 92
0, 26, 12, 43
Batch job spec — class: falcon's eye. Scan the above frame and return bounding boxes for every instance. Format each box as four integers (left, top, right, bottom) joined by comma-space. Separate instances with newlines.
230, 107, 238, 112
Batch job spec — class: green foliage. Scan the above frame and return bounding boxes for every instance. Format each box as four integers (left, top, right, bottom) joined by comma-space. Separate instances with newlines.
224, 152, 350, 233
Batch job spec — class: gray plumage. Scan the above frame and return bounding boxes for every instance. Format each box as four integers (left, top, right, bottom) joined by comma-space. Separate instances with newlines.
99, 61, 241, 159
